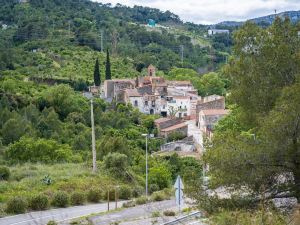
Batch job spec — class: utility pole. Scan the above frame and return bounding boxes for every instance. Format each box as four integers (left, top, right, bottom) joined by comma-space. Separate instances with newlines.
145, 134, 148, 198
91, 99, 97, 173
100, 30, 104, 53
107, 190, 110, 211
115, 186, 118, 209
68, 21, 71, 37
180, 45, 184, 67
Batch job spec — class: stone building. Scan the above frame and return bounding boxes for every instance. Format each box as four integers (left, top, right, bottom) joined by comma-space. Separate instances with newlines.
196, 95, 225, 125
198, 109, 229, 138
160, 123, 188, 139
103, 79, 135, 102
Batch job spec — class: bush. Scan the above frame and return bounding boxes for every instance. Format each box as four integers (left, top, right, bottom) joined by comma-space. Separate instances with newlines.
151, 191, 165, 202
29, 194, 49, 210
6, 196, 27, 214
148, 165, 171, 190
118, 185, 132, 200
135, 196, 148, 205
103, 153, 128, 177
47, 221, 57, 225
0, 166, 10, 181
52, 192, 69, 208
152, 211, 160, 217
163, 210, 176, 216
70, 192, 86, 205
149, 184, 159, 194
87, 189, 102, 203
6, 137, 73, 163
132, 186, 144, 198
123, 201, 136, 208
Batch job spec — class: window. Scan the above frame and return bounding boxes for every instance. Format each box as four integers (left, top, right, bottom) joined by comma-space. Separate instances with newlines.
145, 101, 148, 106
134, 100, 138, 106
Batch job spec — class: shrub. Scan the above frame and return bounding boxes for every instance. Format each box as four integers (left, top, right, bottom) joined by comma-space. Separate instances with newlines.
135, 196, 148, 205
87, 189, 102, 203
118, 185, 132, 200
123, 201, 136, 208
6, 196, 27, 214
52, 192, 69, 208
132, 186, 144, 198
6, 137, 73, 163
70, 192, 85, 205
29, 194, 49, 210
148, 165, 171, 190
163, 210, 176, 216
152, 211, 160, 217
151, 191, 165, 202
149, 184, 159, 194
0, 166, 10, 181
47, 221, 57, 225
103, 153, 128, 177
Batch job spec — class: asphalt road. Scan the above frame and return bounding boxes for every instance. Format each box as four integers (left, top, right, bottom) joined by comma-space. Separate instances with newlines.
0, 201, 125, 225
89, 199, 179, 225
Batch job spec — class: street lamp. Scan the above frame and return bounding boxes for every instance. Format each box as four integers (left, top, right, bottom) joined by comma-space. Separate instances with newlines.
142, 133, 154, 198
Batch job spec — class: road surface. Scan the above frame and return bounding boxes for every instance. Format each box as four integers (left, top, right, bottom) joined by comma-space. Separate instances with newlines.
89, 199, 180, 225
0, 201, 125, 225
185, 119, 203, 152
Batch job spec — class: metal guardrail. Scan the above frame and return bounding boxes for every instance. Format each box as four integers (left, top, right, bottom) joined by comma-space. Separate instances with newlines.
160, 211, 201, 225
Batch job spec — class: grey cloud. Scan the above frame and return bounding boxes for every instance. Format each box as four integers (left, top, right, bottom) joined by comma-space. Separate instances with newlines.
94, 0, 300, 24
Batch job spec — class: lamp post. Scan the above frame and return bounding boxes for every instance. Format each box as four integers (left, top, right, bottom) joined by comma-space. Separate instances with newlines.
142, 133, 154, 198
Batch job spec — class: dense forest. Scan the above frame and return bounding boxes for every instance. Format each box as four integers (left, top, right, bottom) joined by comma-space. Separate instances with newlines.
0, 0, 231, 79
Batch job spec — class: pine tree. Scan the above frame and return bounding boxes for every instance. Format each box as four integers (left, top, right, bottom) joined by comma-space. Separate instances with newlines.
105, 49, 111, 80
93, 58, 101, 86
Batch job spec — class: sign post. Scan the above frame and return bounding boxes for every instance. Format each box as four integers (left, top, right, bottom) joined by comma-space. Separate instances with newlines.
174, 175, 184, 213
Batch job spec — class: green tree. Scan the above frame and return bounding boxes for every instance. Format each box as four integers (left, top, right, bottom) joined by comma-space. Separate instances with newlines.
6, 137, 73, 163
204, 18, 300, 203
94, 58, 101, 86
198, 72, 226, 96
148, 164, 172, 190
1, 118, 32, 145
105, 49, 112, 80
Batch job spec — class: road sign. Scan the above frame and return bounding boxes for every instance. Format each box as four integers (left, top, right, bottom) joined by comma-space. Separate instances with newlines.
174, 175, 184, 212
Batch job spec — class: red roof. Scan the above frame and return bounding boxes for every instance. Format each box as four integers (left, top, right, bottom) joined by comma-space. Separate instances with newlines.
155, 117, 172, 124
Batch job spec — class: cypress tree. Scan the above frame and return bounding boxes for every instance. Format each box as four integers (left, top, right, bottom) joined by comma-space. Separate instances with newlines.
105, 49, 111, 80
93, 58, 101, 86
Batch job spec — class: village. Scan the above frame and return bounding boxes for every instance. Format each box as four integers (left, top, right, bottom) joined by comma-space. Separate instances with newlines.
88, 65, 229, 157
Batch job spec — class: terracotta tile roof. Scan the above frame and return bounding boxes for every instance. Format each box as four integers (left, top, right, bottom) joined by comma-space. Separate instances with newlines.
161, 123, 187, 132
201, 109, 229, 116
155, 117, 172, 124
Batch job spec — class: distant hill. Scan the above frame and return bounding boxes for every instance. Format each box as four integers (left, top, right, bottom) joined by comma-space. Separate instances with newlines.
217, 10, 300, 27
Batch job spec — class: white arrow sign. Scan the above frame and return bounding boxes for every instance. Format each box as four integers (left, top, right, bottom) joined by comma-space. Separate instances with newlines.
174, 175, 184, 212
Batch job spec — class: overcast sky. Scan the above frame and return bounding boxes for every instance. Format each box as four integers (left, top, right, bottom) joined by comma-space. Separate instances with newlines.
94, 0, 300, 24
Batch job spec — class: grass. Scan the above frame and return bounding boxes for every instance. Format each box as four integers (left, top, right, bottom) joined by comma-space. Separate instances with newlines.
0, 163, 119, 217
210, 210, 288, 225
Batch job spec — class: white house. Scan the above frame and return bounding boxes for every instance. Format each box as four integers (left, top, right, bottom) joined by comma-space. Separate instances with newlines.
208, 29, 229, 36
166, 96, 191, 118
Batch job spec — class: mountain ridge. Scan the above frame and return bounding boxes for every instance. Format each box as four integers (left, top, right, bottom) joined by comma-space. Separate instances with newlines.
217, 10, 300, 27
